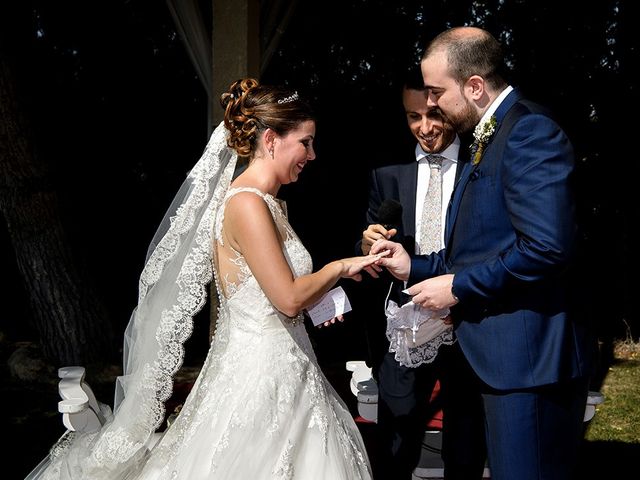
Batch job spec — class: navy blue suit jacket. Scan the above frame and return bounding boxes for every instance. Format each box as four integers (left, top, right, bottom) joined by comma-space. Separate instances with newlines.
410, 89, 591, 390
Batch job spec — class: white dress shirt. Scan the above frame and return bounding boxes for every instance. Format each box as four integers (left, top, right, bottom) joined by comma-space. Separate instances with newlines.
478, 85, 513, 126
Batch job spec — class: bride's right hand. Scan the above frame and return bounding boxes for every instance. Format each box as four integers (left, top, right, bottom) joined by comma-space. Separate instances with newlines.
338, 251, 389, 281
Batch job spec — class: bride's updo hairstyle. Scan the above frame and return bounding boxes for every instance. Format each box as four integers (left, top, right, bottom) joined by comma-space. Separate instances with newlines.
220, 77, 314, 158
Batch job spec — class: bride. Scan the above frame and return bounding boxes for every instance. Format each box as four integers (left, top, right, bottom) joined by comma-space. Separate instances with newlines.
26, 78, 385, 479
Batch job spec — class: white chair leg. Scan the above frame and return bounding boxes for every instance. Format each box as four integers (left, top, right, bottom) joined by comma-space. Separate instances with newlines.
58, 366, 107, 433
584, 390, 605, 422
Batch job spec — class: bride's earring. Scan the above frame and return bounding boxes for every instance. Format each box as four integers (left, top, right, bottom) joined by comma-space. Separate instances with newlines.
269, 147, 274, 159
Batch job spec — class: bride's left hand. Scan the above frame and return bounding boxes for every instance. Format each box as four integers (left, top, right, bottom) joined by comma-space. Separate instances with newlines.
318, 314, 344, 328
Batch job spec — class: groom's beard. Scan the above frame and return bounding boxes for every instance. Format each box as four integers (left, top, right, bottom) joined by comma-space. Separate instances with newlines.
449, 97, 480, 134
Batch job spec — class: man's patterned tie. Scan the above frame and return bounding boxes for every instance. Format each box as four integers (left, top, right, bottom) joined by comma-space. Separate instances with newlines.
419, 154, 444, 254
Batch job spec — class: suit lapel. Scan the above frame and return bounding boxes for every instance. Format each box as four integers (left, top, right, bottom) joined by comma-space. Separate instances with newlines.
399, 162, 419, 238
445, 160, 473, 245
493, 88, 522, 125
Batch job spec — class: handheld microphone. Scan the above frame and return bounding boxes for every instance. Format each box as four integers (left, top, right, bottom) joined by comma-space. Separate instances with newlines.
377, 199, 403, 231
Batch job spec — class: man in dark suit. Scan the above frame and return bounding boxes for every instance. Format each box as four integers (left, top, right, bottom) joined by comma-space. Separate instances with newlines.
371, 27, 594, 480
358, 69, 486, 480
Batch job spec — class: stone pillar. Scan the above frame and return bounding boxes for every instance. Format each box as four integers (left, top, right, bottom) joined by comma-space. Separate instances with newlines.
211, 0, 260, 125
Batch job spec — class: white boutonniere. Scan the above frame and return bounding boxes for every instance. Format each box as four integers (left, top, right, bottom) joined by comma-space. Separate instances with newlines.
470, 115, 497, 165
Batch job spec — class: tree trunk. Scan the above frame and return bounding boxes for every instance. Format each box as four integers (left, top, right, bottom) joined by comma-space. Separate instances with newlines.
0, 13, 115, 367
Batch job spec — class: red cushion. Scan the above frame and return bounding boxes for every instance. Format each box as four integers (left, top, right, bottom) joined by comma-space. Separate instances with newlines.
426, 380, 443, 430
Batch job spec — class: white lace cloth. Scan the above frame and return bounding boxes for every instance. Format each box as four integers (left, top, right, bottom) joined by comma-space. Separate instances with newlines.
385, 297, 455, 368
126, 188, 372, 479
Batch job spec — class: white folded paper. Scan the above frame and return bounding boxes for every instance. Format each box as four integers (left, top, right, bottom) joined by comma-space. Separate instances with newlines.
306, 286, 352, 326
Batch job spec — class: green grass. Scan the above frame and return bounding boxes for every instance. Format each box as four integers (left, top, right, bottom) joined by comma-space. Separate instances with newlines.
585, 341, 640, 443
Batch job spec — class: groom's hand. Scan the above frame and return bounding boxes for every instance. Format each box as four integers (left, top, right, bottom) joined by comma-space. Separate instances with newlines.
405, 274, 457, 310
369, 239, 411, 282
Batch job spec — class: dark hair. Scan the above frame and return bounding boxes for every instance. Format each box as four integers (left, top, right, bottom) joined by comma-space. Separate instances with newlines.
402, 65, 426, 92
423, 27, 507, 91
220, 78, 315, 157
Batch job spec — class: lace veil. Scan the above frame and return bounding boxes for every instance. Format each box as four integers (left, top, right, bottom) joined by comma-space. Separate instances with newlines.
26, 121, 238, 480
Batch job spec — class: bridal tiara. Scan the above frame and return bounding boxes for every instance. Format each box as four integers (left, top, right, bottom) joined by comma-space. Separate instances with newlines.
277, 92, 299, 104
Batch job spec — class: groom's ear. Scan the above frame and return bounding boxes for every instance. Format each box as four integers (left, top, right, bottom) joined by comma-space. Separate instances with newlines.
465, 75, 485, 100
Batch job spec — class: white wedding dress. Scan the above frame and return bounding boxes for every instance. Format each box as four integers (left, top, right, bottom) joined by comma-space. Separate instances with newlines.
129, 187, 372, 480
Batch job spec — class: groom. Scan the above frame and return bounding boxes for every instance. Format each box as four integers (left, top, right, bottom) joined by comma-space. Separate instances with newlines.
371, 27, 594, 480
